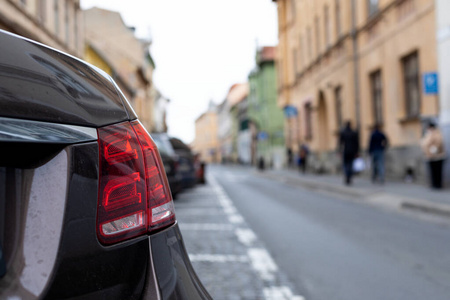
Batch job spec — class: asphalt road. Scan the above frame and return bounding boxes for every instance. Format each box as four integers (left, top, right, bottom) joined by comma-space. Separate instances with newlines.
175, 164, 450, 300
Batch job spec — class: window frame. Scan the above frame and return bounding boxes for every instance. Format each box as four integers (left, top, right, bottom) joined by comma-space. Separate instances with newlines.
370, 69, 383, 126
368, 0, 379, 17
334, 86, 343, 130
304, 103, 313, 140
401, 51, 421, 119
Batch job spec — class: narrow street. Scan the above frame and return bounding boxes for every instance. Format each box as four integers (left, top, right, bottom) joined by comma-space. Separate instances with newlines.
175, 164, 450, 300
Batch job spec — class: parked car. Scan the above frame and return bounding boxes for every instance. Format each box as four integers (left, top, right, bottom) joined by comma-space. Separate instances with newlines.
0, 30, 211, 299
169, 137, 197, 189
151, 133, 182, 199
194, 153, 207, 184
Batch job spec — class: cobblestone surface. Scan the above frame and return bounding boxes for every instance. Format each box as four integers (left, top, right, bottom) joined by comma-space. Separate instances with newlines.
174, 175, 304, 300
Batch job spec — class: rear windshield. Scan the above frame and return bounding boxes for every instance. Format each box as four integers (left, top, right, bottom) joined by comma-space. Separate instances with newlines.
152, 134, 175, 156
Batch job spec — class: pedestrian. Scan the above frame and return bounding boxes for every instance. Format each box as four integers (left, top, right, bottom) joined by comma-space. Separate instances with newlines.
339, 121, 359, 185
298, 143, 309, 174
287, 148, 293, 168
258, 156, 265, 171
368, 124, 389, 184
420, 122, 446, 189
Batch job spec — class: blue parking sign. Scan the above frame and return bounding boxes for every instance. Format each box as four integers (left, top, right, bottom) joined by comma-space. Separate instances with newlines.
423, 72, 439, 95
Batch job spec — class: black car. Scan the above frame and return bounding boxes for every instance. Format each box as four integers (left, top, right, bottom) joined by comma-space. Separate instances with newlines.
169, 137, 197, 189
0, 30, 211, 299
151, 133, 182, 198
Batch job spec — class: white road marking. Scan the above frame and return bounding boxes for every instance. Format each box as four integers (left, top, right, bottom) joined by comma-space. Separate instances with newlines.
174, 208, 224, 216
228, 214, 244, 224
247, 248, 278, 281
189, 254, 249, 263
179, 223, 234, 231
206, 174, 306, 299
263, 286, 306, 300
235, 228, 257, 246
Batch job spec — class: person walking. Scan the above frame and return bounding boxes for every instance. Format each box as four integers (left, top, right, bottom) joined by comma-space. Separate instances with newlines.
421, 122, 446, 189
339, 121, 359, 185
368, 124, 389, 184
298, 143, 309, 174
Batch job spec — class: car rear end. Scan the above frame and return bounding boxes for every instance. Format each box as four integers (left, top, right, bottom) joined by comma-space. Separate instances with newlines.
0, 30, 210, 300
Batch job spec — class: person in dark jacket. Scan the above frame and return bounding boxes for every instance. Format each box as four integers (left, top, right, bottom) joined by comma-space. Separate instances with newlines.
368, 124, 388, 184
339, 121, 359, 185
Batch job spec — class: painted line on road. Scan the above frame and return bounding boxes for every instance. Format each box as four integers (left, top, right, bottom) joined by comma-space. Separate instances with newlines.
208, 174, 306, 300
189, 254, 249, 263
179, 223, 234, 231
235, 228, 257, 246
263, 286, 306, 300
247, 248, 278, 281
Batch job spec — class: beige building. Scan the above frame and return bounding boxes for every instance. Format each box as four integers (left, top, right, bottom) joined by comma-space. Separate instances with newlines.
0, 0, 84, 57
274, 0, 439, 180
192, 102, 220, 163
84, 7, 155, 132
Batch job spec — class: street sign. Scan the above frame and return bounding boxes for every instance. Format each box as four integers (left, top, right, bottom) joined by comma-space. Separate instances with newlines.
283, 105, 298, 118
423, 72, 439, 95
257, 131, 268, 140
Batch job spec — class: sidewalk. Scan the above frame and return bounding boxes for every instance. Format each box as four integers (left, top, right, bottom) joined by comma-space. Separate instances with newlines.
260, 167, 450, 218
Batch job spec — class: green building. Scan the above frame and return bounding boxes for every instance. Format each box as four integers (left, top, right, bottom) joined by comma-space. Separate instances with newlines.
248, 47, 285, 169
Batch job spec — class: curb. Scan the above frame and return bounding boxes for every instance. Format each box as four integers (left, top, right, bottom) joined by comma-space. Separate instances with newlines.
257, 170, 450, 219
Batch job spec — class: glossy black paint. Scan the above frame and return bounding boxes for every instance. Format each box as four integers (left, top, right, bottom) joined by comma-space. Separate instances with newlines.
0, 30, 130, 127
0, 30, 211, 300
151, 224, 212, 299
44, 143, 210, 299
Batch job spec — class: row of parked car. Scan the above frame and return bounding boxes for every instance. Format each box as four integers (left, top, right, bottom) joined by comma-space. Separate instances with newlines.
152, 133, 206, 199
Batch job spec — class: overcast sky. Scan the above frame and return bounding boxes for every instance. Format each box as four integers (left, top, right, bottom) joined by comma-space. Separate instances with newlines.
80, 0, 278, 144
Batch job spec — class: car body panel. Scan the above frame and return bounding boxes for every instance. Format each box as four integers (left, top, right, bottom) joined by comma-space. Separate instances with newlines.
0, 31, 130, 127
0, 30, 211, 299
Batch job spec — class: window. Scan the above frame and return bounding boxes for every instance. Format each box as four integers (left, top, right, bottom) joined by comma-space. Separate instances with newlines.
37, 0, 46, 23
290, 0, 296, 20
305, 103, 313, 140
293, 48, 298, 77
402, 52, 420, 118
299, 34, 304, 69
335, 0, 341, 37
65, 2, 70, 44
370, 70, 383, 125
324, 5, 331, 48
314, 16, 320, 56
74, 3, 78, 49
368, 0, 379, 17
334, 86, 343, 130
54, 0, 59, 35
307, 26, 312, 61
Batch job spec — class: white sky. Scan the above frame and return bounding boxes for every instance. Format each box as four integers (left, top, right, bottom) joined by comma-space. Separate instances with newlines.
80, 0, 278, 144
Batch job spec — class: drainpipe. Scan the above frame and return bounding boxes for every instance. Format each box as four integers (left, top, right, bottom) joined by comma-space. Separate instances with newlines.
435, 0, 450, 185
351, 0, 361, 133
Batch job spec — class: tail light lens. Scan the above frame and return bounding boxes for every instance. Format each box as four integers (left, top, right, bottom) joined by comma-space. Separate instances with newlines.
97, 121, 175, 245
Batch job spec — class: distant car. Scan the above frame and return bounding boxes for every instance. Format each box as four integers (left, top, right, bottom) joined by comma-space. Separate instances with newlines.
151, 133, 182, 198
194, 153, 207, 184
169, 137, 197, 189
0, 30, 211, 299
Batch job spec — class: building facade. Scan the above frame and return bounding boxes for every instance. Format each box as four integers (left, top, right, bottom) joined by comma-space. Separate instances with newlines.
274, 0, 439, 180
192, 101, 220, 164
248, 46, 285, 169
228, 83, 250, 164
0, 0, 83, 57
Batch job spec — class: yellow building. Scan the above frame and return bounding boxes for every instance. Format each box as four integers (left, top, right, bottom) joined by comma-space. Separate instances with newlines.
0, 0, 83, 57
192, 102, 220, 164
274, 0, 439, 180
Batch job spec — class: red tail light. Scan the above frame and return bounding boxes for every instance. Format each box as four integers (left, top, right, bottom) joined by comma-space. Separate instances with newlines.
97, 121, 175, 245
